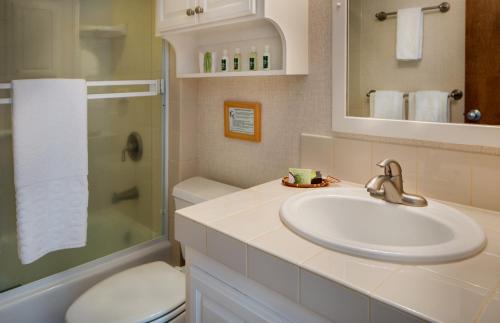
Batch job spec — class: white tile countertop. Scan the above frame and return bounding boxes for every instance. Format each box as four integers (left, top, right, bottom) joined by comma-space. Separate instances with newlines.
175, 179, 500, 323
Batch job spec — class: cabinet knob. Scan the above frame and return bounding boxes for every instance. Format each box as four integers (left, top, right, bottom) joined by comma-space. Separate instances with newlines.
194, 6, 204, 14
186, 8, 195, 16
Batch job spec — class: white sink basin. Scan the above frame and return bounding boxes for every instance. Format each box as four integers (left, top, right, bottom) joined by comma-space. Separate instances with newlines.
280, 188, 486, 264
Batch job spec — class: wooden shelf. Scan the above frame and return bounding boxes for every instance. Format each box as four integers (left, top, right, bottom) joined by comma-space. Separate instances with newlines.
178, 70, 286, 78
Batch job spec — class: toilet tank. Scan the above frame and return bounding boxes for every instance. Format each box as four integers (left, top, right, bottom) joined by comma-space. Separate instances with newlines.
172, 177, 241, 210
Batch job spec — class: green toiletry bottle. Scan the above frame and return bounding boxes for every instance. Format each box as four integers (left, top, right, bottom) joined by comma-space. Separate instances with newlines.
221, 49, 228, 72
263, 45, 271, 71
249, 46, 258, 71
233, 48, 241, 72
204, 52, 212, 73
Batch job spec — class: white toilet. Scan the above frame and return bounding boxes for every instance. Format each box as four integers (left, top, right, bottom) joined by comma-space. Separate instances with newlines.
65, 177, 241, 323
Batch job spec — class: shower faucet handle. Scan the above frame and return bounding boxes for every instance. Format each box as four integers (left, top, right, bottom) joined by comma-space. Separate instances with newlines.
121, 132, 143, 162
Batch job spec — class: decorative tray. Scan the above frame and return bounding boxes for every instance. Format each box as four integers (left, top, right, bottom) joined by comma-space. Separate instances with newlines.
281, 176, 340, 188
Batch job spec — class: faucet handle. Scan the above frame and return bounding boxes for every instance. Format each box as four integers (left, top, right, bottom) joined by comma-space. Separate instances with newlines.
376, 159, 402, 176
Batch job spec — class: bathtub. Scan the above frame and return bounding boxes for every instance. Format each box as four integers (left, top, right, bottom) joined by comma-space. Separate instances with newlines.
0, 210, 170, 323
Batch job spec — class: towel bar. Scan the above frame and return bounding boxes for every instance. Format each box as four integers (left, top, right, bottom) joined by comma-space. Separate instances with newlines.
366, 89, 463, 101
0, 80, 163, 106
375, 2, 450, 21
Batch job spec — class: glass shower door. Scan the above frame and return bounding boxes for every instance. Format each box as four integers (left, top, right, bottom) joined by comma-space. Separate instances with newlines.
0, 0, 164, 293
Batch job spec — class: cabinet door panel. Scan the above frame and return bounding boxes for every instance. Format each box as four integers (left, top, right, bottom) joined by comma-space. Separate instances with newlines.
157, 0, 197, 32
197, 0, 256, 25
189, 266, 288, 323
7, 0, 77, 78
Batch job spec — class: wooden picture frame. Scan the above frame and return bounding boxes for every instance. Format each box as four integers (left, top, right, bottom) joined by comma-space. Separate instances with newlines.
224, 101, 261, 142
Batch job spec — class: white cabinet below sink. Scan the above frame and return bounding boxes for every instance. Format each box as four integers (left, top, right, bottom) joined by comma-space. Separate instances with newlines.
186, 247, 329, 323
189, 266, 288, 323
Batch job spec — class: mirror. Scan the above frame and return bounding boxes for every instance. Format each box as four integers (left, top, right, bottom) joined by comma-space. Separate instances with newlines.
346, 0, 499, 125
332, 0, 500, 149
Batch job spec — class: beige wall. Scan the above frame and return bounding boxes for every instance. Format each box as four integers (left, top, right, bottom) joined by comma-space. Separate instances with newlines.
170, 0, 500, 251
194, 0, 333, 188
348, 0, 465, 122
168, 45, 199, 264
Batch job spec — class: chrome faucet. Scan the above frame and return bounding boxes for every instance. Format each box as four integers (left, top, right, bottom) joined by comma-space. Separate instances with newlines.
365, 159, 427, 207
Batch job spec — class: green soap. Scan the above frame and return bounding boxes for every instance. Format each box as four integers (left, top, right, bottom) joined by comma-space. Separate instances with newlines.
289, 168, 316, 185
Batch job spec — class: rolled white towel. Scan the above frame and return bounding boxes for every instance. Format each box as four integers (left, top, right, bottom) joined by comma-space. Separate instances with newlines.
408, 91, 449, 123
369, 91, 405, 120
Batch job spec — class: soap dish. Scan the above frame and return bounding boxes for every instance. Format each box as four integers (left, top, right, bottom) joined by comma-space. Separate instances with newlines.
281, 176, 340, 188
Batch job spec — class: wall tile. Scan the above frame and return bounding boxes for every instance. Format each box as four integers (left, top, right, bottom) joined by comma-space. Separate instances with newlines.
370, 299, 425, 323
206, 228, 246, 275
248, 227, 322, 265
301, 250, 400, 295
300, 269, 370, 323
177, 189, 272, 224
174, 214, 206, 253
372, 142, 418, 194
332, 138, 372, 185
478, 290, 500, 323
416, 148, 472, 205
374, 267, 488, 323
300, 134, 334, 175
247, 246, 299, 302
209, 196, 285, 241
421, 253, 500, 290
484, 228, 500, 257
470, 154, 500, 212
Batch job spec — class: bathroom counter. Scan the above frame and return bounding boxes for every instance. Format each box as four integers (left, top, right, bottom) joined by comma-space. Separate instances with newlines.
176, 179, 500, 323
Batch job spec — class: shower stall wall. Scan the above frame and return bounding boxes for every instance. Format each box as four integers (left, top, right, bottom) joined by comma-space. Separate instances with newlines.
0, 0, 166, 293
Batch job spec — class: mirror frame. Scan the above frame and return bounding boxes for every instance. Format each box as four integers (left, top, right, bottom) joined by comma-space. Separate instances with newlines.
331, 0, 500, 148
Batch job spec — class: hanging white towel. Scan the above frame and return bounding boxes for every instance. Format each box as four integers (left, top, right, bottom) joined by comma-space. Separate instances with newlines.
370, 91, 405, 120
12, 79, 88, 264
397, 7, 424, 60
408, 91, 449, 123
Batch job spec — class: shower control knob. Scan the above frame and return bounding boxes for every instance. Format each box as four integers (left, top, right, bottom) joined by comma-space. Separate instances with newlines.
186, 8, 195, 16
466, 109, 482, 122
194, 6, 204, 14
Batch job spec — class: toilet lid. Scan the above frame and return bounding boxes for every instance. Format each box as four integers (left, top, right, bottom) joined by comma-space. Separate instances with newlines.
66, 262, 186, 323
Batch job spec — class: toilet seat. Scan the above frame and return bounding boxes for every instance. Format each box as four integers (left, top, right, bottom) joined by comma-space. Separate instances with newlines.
65, 262, 185, 323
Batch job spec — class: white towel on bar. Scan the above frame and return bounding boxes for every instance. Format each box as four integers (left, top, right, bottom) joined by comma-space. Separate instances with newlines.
12, 79, 88, 264
408, 91, 449, 123
397, 7, 424, 60
369, 91, 405, 120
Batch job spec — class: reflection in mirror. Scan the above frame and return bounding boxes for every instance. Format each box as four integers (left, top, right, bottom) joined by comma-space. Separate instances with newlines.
347, 0, 500, 125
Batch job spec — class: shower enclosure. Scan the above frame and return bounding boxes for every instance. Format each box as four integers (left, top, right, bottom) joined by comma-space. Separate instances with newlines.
0, 0, 166, 293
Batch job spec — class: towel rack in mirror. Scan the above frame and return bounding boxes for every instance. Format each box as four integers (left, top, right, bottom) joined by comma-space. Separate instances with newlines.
366, 89, 463, 101
0, 80, 162, 106
375, 2, 450, 21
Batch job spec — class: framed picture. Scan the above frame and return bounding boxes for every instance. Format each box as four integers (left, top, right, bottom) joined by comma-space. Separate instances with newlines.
224, 101, 261, 142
